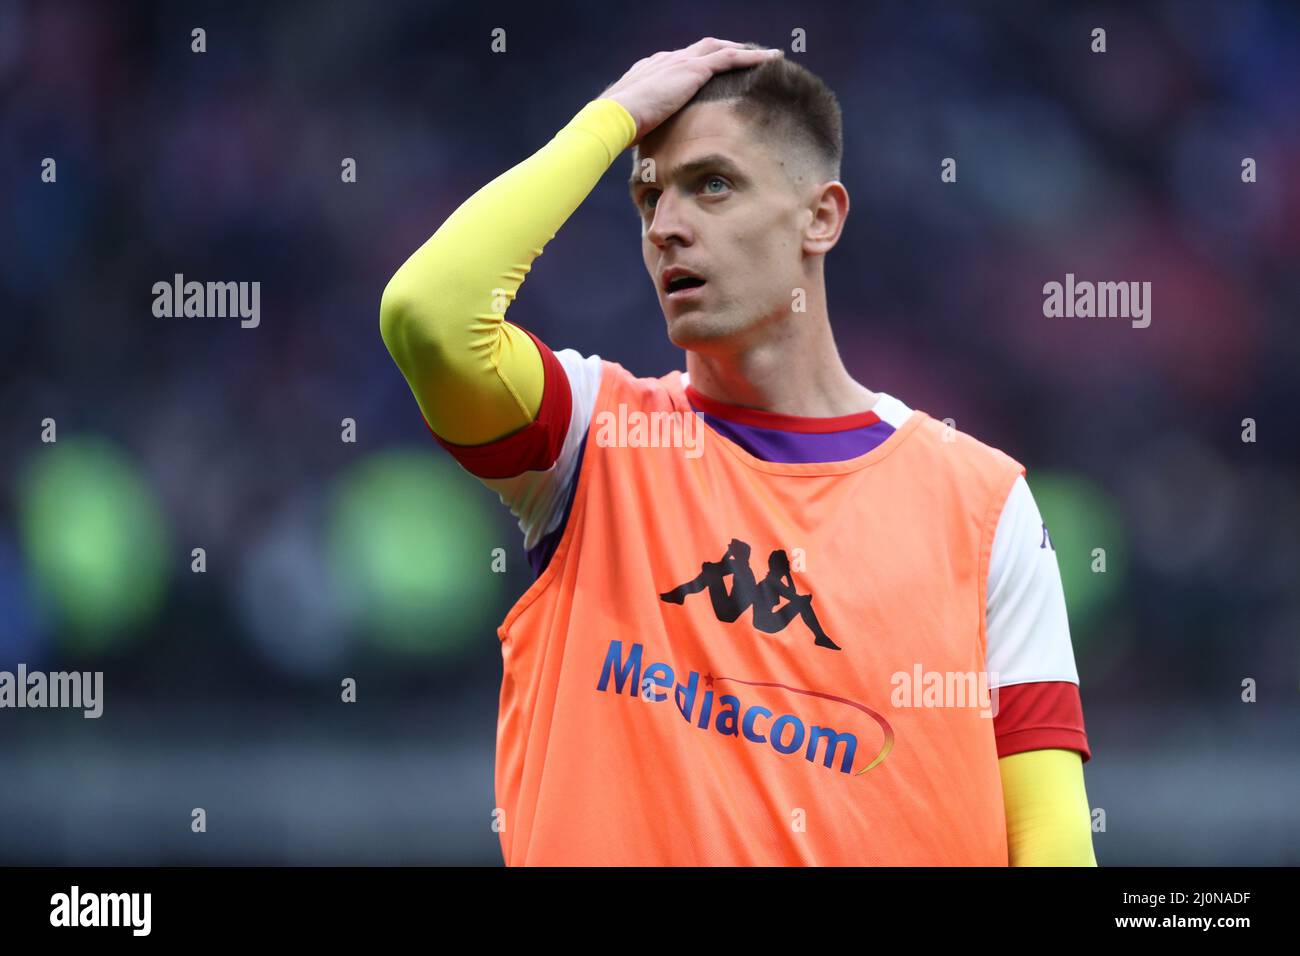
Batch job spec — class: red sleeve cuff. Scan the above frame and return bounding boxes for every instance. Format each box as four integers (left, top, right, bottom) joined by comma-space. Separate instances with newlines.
993, 681, 1092, 763
426, 326, 572, 479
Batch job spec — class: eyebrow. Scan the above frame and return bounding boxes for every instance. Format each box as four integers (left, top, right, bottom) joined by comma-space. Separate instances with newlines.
627, 153, 748, 200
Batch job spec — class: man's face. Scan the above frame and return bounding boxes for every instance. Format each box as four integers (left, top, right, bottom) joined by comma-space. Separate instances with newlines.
630, 101, 818, 352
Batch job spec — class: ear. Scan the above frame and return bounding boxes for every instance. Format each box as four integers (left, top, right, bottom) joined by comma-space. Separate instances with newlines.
802, 181, 849, 256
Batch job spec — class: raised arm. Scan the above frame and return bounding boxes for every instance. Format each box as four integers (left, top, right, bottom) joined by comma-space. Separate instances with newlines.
378, 99, 636, 446
378, 39, 783, 449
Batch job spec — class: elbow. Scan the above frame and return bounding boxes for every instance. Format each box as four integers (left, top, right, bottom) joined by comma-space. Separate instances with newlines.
379, 275, 444, 370
379, 278, 413, 357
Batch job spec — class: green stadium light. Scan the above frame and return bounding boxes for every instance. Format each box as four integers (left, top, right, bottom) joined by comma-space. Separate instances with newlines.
326, 450, 502, 656
1027, 470, 1127, 649
17, 437, 169, 653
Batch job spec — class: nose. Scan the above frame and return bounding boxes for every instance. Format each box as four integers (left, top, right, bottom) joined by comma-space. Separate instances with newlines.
646, 190, 692, 249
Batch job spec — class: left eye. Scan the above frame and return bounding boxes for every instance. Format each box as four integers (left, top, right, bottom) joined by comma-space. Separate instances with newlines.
703, 177, 728, 193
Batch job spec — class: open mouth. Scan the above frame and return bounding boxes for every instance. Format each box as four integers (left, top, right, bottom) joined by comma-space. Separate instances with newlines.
665, 276, 707, 298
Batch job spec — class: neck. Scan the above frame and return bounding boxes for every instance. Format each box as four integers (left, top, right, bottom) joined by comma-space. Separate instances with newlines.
684, 298, 875, 418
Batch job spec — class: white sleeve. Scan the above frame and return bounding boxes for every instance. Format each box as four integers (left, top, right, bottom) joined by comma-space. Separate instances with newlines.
478, 349, 602, 550
985, 474, 1080, 689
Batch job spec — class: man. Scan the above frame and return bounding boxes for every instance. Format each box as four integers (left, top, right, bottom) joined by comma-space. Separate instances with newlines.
380, 38, 1096, 866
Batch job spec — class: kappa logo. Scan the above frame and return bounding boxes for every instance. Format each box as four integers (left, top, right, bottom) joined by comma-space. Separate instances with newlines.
659, 537, 840, 650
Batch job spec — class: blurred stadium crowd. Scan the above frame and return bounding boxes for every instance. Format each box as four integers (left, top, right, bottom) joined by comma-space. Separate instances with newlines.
0, 0, 1296, 863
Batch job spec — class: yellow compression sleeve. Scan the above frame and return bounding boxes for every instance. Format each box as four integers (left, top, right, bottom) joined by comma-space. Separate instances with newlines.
999, 748, 1098, 866
379, 98, 638, 446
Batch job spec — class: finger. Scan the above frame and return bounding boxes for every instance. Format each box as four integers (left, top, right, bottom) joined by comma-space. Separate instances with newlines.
700, 45, 781, 71
681, 37, 745, 57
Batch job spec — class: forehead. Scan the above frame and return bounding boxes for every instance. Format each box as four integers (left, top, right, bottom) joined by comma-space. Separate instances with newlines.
632, 101, 773, 179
